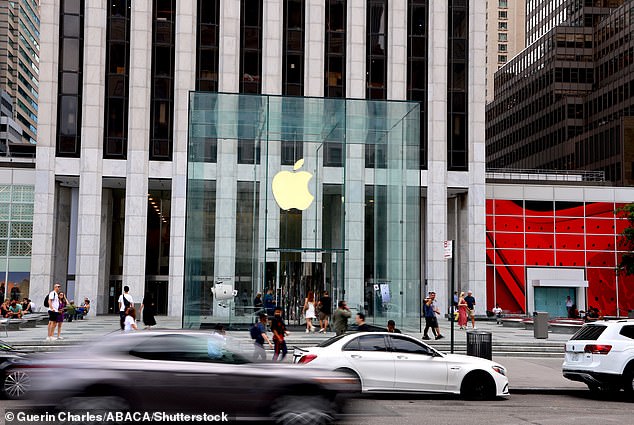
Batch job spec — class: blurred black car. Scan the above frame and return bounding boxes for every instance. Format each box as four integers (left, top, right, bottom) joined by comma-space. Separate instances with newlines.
0, 340, 29, 399
24, 331, 357, 424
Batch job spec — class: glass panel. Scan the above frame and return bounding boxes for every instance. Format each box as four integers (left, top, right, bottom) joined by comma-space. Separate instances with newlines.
186, 93, 420, 331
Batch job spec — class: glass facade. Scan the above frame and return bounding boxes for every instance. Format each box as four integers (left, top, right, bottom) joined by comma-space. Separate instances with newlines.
0, 185, 34, 302
186, 93, 420, 331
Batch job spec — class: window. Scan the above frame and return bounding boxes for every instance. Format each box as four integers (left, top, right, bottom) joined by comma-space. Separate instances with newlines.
498, 55, 507, 63
498, 0, 508, 8
240, 0, 263, 94
498, 22, 507, 30
56, 0, 84, 157
620, 326, 634, 340
498, 44, 507, 52
343, 335, 388, 351
499, 11, 507, 19
104, 0, 131, 159
366, 0, 388, 100
283, 0, 304, 96
448, 0, 468, 171
149, 0, 176, 160
407, 0, 428, 169
498, 33, 507, 41
324, 0, 346, 98
196, 0, 220, 92
390, 335, 435, 355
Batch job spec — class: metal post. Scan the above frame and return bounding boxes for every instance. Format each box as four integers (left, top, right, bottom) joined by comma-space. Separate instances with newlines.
450, 241, 455, 354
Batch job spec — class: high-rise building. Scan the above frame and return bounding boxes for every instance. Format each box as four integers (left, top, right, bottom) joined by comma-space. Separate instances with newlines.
486, 0, 634, 185
485, 0, 526, 102
525, 0, 571, 46
0, 0, 40, 145
29, 0, 487, 326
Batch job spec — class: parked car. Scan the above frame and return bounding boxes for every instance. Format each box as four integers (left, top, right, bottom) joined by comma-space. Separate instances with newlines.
293, 332, 509, 400
23, 331, 357, 424
562, 319, 634, 393
0, 340, 29, 400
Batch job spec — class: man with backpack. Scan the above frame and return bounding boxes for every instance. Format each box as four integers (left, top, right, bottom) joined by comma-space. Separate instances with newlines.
118, 286, 134, 330
46, 282, 61, 341
251, 312, 272, 361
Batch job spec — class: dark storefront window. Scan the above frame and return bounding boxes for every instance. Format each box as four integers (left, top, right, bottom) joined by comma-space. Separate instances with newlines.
146, 187, 171, 276
448, 0, 468, 171
235, 181, 260, 296
56, 0, 84, 157
240, 0, 263, 94
196, 0, 220, 92
104, 0, 131, 159
408, 1, 428, 170
149, 0, 176, 161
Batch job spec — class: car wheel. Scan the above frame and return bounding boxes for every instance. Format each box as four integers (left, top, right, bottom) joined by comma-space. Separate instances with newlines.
460, 372, 496, 401
3, 369, 31, 400
334, 368, 362, 393
271, 395, 334, 425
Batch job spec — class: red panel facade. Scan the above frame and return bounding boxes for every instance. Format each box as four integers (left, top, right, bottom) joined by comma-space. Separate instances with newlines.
487, 200, 634, 316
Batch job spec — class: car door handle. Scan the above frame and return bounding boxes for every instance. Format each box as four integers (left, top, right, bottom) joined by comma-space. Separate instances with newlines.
397, 355, 408, 360
450, 367, 460, 370
351, 355, 362, 359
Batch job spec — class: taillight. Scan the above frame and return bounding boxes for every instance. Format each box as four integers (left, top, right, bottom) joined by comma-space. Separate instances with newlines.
584, 344, 612, 355
298, 354, 317, 364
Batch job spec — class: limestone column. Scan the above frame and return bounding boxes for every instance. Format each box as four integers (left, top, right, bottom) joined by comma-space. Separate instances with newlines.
426, 0, 449, 309
31, 1, 61, 301
467, 0, 487, 313
168, 1, 196, 317
123, 1, 152, 302
74, 2, 106, 315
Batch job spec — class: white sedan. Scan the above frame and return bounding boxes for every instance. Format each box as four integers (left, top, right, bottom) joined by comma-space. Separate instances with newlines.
293, 332, 509, 400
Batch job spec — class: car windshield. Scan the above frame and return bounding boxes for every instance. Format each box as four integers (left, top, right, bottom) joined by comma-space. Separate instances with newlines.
570, 324, 607, 341
317, 333, 349, 347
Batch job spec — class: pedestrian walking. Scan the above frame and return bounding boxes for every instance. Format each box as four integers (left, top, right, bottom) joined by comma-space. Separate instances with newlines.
317, 291, 332, 333
333, 300, 351, 336
303, 291, 316, 333
46, 282, 61, 342
457, 292, 468, 329
465, 290, 477, 329
118, 286, 134, 330
271, 307, 289, 361
139, 291, 157, 329
423, 292, 444, 340
55, 292, 68, 339
251, 312, 272, 361
124, 306, 138, 332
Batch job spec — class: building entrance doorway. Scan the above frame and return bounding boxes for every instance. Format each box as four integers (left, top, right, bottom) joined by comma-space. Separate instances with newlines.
534, 287, 575, 318
267, 248, 344, 326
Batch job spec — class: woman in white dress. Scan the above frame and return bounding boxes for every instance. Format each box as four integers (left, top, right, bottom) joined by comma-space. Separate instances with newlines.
304, 291, 316, 333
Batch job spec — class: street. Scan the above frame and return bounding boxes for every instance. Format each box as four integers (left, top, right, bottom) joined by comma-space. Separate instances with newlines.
340, 392, 632, 425
2, 392, 631, 425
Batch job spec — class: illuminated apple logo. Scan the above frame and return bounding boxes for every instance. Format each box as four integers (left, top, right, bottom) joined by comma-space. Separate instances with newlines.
272, 159, 314, 211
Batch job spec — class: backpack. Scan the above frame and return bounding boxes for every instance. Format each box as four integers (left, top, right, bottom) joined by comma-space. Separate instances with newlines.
122, 294, 131, 309
250, 323, 261, 340
43, 294, 49, 308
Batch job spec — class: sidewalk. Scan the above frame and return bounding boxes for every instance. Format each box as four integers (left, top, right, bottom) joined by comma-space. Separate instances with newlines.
0, 315, 586, 392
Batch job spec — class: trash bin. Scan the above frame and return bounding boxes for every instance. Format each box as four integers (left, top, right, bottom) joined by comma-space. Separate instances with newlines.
533, 311, 549, 339
466, 331, 492, 360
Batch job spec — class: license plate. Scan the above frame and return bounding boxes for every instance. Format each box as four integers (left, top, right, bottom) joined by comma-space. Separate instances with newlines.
571, 352, 580, 362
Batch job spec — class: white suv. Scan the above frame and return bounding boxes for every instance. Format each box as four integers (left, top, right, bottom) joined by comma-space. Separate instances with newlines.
563, 319, 634, 393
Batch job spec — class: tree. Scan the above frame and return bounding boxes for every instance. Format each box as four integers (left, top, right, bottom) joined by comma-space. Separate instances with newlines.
617, 203, 634, 275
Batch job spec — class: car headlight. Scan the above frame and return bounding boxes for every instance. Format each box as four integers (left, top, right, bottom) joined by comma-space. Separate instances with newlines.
491, 365, 506, 376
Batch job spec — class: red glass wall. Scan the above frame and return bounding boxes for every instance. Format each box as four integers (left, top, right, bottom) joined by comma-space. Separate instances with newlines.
486, 200, 634, 316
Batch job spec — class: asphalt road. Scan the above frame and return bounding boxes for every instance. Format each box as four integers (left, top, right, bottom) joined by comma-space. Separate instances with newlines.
340, 392, 632, 425
1, 392, 632, 425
